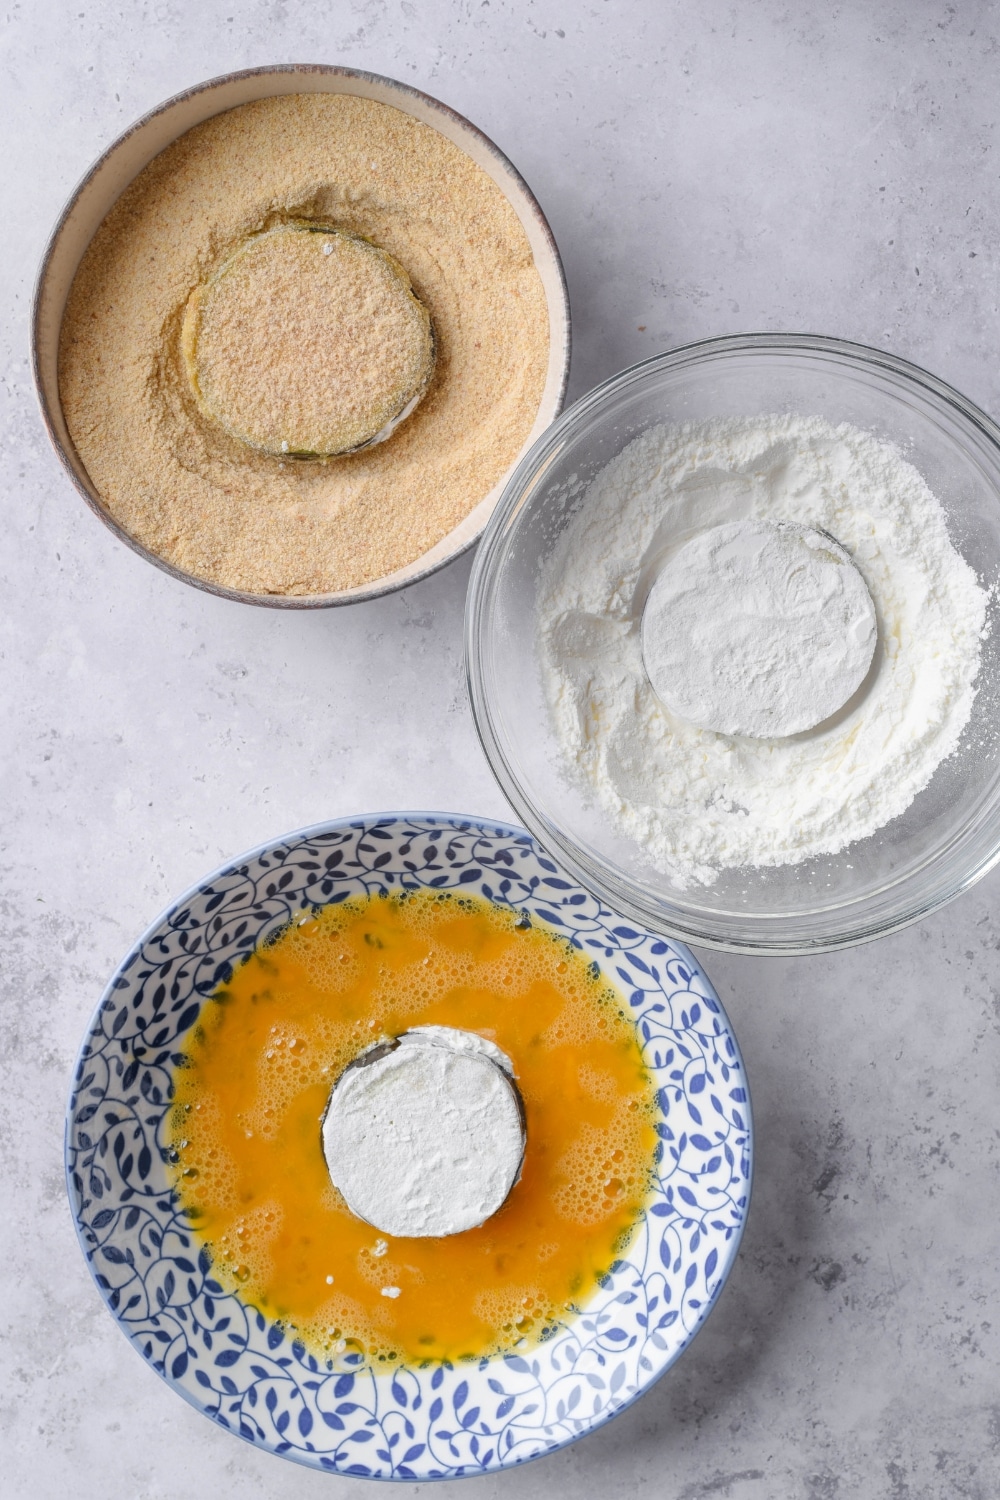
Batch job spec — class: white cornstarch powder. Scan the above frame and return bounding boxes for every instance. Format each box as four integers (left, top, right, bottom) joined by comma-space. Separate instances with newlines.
539, 414, 988, 887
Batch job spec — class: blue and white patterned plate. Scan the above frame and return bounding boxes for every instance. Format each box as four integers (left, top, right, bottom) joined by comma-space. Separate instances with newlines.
66, 814, 752, 1479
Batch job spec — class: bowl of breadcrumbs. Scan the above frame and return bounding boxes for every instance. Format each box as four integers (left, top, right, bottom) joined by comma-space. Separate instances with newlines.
33, 64, 570, 606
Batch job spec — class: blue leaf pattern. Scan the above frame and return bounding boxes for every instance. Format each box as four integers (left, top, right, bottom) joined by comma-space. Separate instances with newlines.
66, 814, 751, 1480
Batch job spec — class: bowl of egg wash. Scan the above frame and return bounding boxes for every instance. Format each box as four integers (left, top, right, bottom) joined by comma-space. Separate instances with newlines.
66, 813, 751, 1478
466, 333, 1000, 954
33, 65, 570, 605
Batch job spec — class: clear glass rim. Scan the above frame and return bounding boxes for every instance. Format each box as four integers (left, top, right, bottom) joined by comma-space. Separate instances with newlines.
465, 332, 1000, 955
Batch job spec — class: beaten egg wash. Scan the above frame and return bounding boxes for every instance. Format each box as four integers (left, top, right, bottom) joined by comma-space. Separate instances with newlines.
168, 891, 658, 1365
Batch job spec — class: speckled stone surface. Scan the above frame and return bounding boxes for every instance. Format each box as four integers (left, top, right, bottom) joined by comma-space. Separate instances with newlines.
5, 2, 1000, 1496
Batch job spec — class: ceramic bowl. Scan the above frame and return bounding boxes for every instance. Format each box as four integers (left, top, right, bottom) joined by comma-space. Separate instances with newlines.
33, 66, 570, 607
66, 813, 751, 1479
466, 333, 1000, 954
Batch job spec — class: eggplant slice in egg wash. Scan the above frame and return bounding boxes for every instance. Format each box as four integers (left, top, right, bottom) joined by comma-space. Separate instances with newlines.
322, 1026, 526, 1238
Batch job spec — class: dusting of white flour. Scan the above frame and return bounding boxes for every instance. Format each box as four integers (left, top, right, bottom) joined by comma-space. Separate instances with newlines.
539, 414, 988, 887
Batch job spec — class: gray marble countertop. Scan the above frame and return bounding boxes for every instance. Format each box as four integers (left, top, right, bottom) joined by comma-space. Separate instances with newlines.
5, 3, 1000, 1496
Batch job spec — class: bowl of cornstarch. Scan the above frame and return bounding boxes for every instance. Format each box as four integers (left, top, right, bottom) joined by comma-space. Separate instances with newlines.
466, 333, 1000, 953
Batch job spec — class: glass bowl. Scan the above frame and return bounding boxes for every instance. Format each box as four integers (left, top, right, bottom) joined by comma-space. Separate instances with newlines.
466, 333, 1000, 954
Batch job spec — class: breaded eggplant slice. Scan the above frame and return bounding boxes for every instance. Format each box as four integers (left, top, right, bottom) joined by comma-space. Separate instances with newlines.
181, 223, 435, 458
